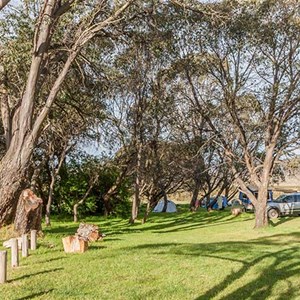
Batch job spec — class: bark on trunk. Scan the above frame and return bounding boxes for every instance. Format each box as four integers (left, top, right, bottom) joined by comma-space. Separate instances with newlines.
142, 201, 156, 224
0, 153, 28, 225
45, 176, 55, 226
103, 196, 113, 217
190, 182, 200, 211
161, 191, 168, 213
14, 189, 43, 234
73, 203, 79, 223
254, 189, 268, 228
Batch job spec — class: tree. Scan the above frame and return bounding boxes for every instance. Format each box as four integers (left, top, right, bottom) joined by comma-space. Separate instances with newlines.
171, 0, 300, 227
0, 0, 134, 226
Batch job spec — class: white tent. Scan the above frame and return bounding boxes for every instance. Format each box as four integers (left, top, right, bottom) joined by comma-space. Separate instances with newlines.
153, 200, 177, 213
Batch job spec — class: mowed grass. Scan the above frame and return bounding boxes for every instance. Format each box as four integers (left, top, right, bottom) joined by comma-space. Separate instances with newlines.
1, 206, 300, 300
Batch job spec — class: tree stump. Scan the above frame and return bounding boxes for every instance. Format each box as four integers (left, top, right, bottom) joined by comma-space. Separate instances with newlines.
14, 189, 43, 235
231, 207, 243, 216
62, 236, 88, 253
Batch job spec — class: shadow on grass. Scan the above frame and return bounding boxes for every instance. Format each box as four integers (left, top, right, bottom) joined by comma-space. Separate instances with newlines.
88, 244, 107, 251
45, 208, 296, 242
269, 216, 293, 227
125, 232, 300, 300
105, 211, 252, 236
44, 225, 79, 235
45, 205, 246, 236
31, 256, 68, 266
12, 267, 64, 281
45, 210, 242, 237
16, 289, 54, 300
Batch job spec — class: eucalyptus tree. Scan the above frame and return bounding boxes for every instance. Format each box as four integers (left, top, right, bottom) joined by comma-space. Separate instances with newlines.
0, 0, 135, 225
101, 0, 179, 223
172, 0, 300, 227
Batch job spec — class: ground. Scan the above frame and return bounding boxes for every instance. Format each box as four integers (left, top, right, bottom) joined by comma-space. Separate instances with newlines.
1, 206, 300, 299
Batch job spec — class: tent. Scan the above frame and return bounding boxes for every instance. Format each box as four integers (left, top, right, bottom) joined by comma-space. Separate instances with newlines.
153, 200, 177, 213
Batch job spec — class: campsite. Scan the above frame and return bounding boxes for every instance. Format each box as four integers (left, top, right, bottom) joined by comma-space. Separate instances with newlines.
1, 0, 300, 299
1, 207, 300, 299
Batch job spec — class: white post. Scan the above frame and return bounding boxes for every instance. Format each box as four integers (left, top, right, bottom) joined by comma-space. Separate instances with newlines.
22, 234, 28, 257
30, 230, 37, 250
11, 238, 19, 267
0, 251, 7, 284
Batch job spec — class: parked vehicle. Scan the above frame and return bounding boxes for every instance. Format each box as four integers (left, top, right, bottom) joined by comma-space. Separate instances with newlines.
267, 193, 300, 219
239, 187, 273, 210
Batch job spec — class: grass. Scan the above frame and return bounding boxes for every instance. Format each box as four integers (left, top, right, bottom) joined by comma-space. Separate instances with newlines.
1, 206, 300, 299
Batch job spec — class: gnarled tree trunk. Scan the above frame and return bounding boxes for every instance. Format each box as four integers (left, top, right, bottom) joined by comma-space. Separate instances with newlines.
0, 143, 31, 225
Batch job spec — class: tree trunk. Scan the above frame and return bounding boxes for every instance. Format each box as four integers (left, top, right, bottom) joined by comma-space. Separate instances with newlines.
161, 191, 168, 213
103, 196, 113, 217
14, 189, 43, 234
254, 188, 268, 228
130, 143, 142, 224
190, 181, 200, 211
142, 201, 153, 224
45, 174, 55, 226
0, 149, 29, 225
73, 175, 98, 222
73, 203, 79, 223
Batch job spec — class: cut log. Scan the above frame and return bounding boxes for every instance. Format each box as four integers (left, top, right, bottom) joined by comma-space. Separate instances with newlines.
76, 223, 103, 242
14, 189, 43, 235
231, 207, 243, 216
62, 236, 88, 253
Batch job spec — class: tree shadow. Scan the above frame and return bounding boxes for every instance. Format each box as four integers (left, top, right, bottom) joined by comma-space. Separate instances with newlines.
88, 244, 107, 251
11, 267, 64, 282
269, 216, 293, 227
103, 211, 249, 236
16, 289, 54, 300
30, 256, 68, 265
195, 247, 300, 300
44, 225, 79, 235
125, 232, 300, 300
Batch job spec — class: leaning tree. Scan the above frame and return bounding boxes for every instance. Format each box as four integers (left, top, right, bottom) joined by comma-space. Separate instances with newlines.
0, 0, 135, 226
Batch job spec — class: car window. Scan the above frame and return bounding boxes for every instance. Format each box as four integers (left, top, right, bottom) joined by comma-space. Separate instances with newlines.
285, 196, 295, 203
294, 195, 300, 202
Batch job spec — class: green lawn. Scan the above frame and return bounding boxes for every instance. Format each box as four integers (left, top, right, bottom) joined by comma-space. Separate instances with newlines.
1, 207, 300, 299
